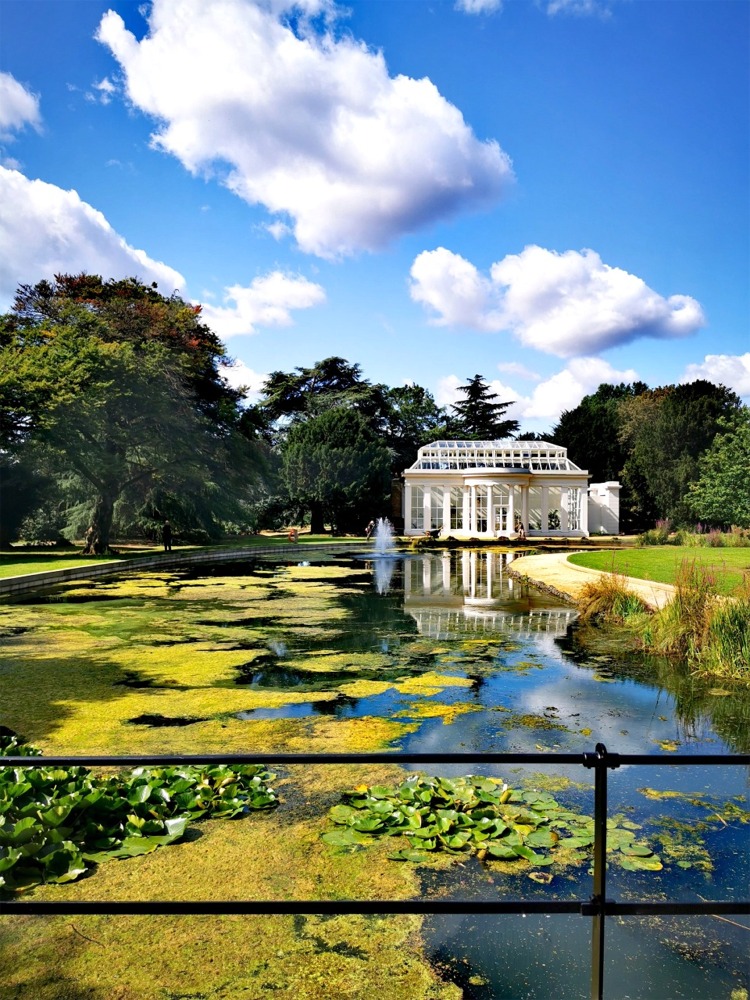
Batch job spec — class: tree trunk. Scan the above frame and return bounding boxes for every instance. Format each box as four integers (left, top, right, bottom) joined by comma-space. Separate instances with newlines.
309, 500, 325, 535
83, 492, 116, 554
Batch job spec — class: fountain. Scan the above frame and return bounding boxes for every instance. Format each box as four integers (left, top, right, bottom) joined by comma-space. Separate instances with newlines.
373, 517, 395, 555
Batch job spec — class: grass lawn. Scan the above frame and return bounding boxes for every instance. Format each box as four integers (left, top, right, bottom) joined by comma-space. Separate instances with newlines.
0, 533, 368, 578
569, 546, 750, 596
0, 553, 126, 578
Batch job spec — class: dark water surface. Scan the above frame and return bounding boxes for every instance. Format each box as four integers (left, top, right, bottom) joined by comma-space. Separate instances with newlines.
5, 548, 749, 999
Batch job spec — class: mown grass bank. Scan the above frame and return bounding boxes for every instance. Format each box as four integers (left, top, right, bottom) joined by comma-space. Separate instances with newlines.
569, 547, 750, 597
0, 534, 363, 579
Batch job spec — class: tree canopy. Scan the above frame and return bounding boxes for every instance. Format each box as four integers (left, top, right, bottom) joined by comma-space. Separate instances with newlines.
450, 375, 519, 439
618, 380, 742, 526
686, 407, 750, 528
281, 407, 392, 534
0, 275, 262, 550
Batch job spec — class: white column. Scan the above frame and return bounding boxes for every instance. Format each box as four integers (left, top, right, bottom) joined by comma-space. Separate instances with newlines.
560, 487, 569, 532
507, 486, 515, 535
522, 487, 529, 533
404, 483, 412, 531
541, 486, 549, 532
470, 485, 477, 533
423, 486, 431, 530
443, 488, 451, 534
462, 488, 470, 533
486, 485, 494, 536
579, 487, 589, 535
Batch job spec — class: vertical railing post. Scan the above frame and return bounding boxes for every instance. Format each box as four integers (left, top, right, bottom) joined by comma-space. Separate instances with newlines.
584, 742, 613, 1000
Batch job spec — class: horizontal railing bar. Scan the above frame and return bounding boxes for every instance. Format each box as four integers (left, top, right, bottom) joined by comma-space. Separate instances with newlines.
1, 753, 589, 767
2, 752, 747, 767
599, 753, 750, 767
604, 902, 750, 917
2, 900, 748, 917
1, 900, 583, 916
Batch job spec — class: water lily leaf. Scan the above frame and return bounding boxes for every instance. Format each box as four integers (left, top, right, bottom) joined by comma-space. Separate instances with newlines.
406, 835, 437, 851
329, 805, 357, 825
321, 830, 360, 848
620, 844, 653, 857
526, 829, 558, 848
512, 845, 545, 863
369, 785, 392, 799
387, 850, 428, 863
352, 817, 385, 833
2, 817, 41, 846
486, 843, 518, 859
0, 846, 21, 873
619, 855, 663, 871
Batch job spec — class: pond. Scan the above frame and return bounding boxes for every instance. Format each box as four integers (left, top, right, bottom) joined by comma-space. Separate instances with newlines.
0, 549, 748, 1000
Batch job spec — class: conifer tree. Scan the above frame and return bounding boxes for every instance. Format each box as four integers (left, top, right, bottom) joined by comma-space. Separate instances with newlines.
450, 374, 519, 439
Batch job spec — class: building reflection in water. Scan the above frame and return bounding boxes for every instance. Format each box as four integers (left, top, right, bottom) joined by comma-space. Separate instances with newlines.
399, 550, 577, 639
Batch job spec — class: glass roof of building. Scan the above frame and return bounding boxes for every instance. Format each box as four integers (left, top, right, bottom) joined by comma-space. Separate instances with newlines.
408, 440, 583, 472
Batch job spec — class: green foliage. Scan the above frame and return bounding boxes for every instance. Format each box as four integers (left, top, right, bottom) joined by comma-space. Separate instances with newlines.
382, 384, 450, 473
687, 408, 750, 528
0, 275, 264, 550
322, 774, 663, 872
450, 374, 519, 439
0, 733, 276, 893
553, 382, 647, 529
260, 357, 389, 429
576, 574, 650, 624
282, 407, 392, 533
619, 381, 742, 527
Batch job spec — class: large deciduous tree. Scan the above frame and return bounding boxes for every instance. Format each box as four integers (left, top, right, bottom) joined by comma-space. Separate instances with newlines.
281, 408, 392, 534
618, 380, 742, 527
553, 382, 648, 482
450, 375, 519, 439
686, 408, 750, 528
382, 384, 450, 474
552, 381, 649, 530
0, 275, 261, 551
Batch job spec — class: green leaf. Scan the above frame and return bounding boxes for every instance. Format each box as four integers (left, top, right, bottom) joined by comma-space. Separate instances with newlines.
486, 843, 518, 860
620, 844, 654, 858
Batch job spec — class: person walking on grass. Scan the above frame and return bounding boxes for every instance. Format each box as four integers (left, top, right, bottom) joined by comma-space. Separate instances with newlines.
162, 520, 173, 552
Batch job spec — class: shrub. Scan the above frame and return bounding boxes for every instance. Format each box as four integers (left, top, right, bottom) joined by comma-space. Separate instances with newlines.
577, 573, 650, 624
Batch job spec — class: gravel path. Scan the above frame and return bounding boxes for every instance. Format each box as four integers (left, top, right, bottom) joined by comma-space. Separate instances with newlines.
510, 552, 677, 610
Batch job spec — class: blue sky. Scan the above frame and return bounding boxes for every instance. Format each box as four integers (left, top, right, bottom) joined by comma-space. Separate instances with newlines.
1, 0, 747, 432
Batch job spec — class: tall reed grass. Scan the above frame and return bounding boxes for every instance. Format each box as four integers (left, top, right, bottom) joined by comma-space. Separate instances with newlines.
638, 524, 750, 548
576, 559, 750, 682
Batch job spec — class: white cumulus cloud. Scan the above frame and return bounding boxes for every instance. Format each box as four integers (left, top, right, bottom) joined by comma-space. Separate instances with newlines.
198, 271, 326, 339
681, 353, 750, 401
410, 245, 704, 357
519, 357, 639, 420
96, 0, 513, 258
455, 0, 503, 14
0, 72, 41, 139
219, 359, 268, 402
0, 166, 184, 307
545, 0, 613, 17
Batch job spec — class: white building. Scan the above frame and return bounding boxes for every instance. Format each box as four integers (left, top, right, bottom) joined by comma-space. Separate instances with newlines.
401, 439, 620, 539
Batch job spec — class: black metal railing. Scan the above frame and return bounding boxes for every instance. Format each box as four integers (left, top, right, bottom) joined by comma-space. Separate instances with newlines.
1, 745, 749, 1000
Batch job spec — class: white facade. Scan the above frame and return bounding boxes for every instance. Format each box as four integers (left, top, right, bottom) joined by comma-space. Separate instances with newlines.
401, 439, 620, 539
